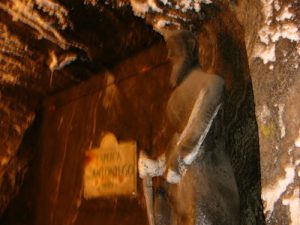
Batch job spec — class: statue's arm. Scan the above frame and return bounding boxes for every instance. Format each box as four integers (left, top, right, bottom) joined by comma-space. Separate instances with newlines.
166, 76, 224, 183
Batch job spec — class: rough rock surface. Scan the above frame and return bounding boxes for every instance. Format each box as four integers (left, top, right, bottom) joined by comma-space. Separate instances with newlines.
242, 0, 300, 224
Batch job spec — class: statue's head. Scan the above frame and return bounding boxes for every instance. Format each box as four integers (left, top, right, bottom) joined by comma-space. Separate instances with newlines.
165, 30, 199, 88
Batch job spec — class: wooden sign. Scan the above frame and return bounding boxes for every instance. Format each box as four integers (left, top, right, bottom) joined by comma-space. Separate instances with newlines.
84, 133, 137, 198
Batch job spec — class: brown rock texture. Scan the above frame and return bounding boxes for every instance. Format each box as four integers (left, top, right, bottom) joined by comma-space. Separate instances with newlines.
240, 0, 300, 224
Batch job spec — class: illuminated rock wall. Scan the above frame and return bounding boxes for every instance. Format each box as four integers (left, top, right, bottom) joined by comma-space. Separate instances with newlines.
242, 0, 300, 224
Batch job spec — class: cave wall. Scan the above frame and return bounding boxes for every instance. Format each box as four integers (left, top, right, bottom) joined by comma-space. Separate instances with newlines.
234, 0, 300, 224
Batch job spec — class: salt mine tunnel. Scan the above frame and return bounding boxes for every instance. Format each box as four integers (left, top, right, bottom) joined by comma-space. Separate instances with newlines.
0, 1, 299, 225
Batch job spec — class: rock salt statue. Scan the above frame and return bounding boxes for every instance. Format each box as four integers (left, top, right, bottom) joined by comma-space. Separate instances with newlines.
139, 30, 240, 225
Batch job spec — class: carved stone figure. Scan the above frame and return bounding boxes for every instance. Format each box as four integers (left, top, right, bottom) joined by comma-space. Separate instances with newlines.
139, 30, 240, 225
164, 30, 240, 225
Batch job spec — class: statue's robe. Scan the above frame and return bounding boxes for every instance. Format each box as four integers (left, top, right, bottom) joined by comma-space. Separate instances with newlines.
162, 68, 240, 225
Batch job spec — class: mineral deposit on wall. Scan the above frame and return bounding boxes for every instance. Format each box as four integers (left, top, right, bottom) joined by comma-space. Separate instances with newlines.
249, 0, 300, 224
